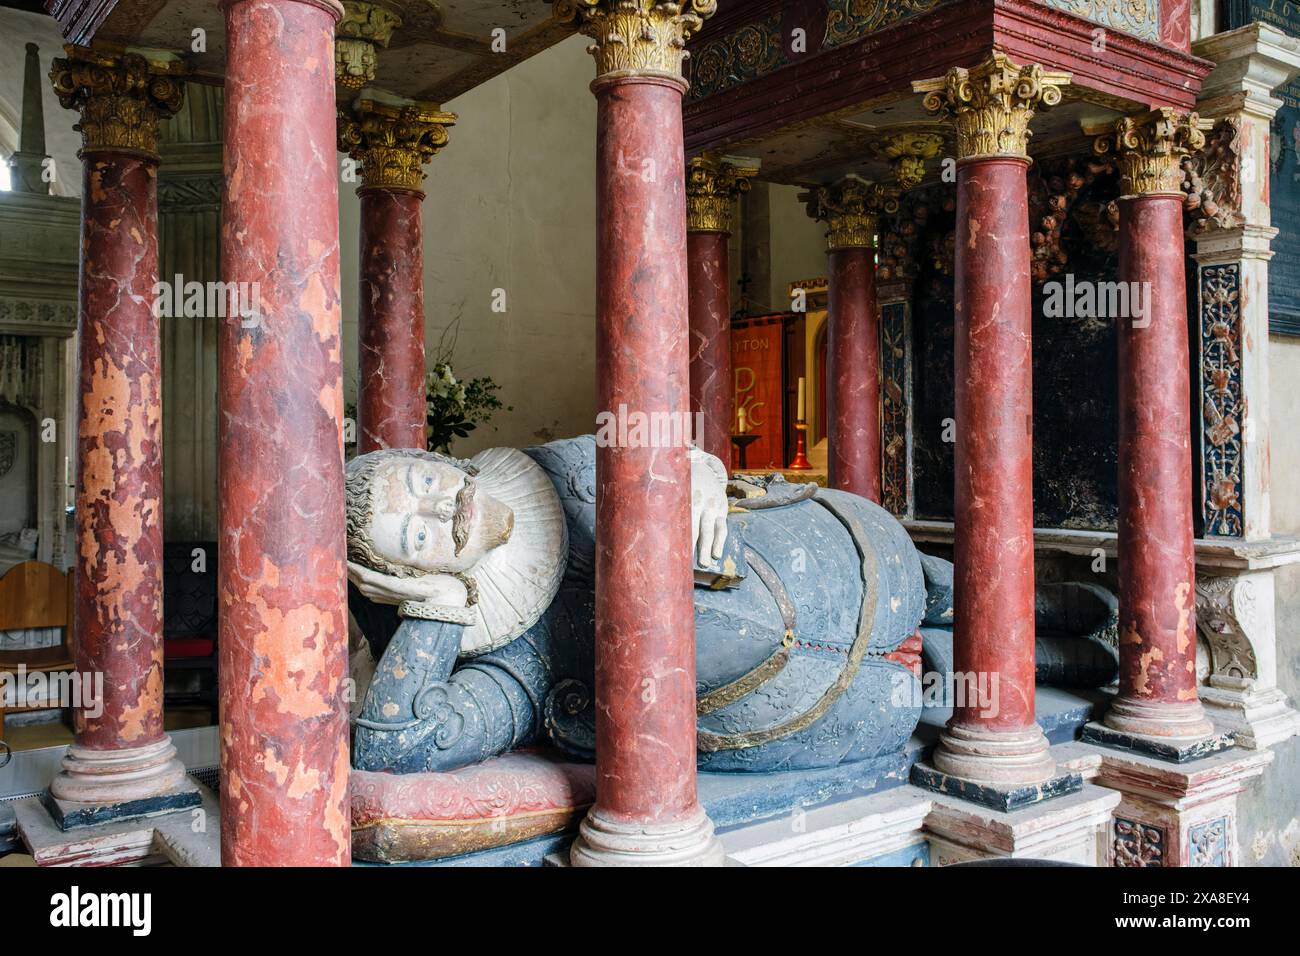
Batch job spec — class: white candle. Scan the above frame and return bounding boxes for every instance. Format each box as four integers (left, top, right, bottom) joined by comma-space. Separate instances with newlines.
796, 377, 806, 422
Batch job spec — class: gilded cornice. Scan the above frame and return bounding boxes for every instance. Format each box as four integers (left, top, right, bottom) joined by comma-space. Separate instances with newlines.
337, 99, 456, 192
686, 155, 756, 233
1094, 107, 1211, 199
803, 178, 899, 251
552, 0, 717, 84
913, 54, 1070, 161
49, 47, 184, 160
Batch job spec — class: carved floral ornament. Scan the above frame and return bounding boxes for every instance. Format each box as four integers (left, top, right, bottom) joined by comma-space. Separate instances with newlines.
335, 0, 442, 89
49, 46, 184, 159
686, 155, 757, 233
1093, 107, 1211, 198
872, 131, 945, 192
803, 178, 900, 251
552, 0, 718, 82
912, 54, 1070, 161
338, 99, 457, 192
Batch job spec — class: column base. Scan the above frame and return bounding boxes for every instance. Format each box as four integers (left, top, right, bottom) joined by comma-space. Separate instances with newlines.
568, 804, 727, 867
1081, 721, 1234, 764
931, 723, 1058, 786
1200, 685, 1300, 750
911, 760, 1082, 813
14, 783, 219, 866
925, 780, 1120, 865
45, 737, 199, 830
1101, 695, 1215, 740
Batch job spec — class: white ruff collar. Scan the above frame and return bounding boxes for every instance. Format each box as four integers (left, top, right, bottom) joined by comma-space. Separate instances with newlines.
456, 446, 567, 657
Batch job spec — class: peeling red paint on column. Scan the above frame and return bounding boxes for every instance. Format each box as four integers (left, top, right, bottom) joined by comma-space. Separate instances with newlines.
687, 229, 731, 464
358, 187, 427, 453
1116, 194, 1199, 708
827, 246, 881, 501
219, 0, 350, 867
592, 76, 701, 825
951, 158, 1037, 735
74, 154, 166, 753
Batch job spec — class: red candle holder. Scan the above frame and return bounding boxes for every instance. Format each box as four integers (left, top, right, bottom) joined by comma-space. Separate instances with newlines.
788, 421, 812, 470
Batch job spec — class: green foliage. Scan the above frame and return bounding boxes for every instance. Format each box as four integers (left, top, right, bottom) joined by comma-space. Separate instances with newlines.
426, 362, 509, 455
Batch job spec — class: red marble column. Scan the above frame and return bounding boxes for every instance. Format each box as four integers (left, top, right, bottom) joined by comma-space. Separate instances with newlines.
937, 156, 1055, 784
686, 229, 731, 464
570, 71, 723, 866
47, 51, 191, 812
914, 56, 1069, 787
1104, 114, 1214, 743
219, 0, 350, 866
826, 245, 881, 500
358, 187, 427, 452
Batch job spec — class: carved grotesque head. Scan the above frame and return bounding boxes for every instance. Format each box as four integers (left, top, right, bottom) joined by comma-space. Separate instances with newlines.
345, 448, 515, 578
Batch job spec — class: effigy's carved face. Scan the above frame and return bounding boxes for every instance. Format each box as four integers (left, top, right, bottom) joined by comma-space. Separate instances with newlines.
350, 452, 514, 576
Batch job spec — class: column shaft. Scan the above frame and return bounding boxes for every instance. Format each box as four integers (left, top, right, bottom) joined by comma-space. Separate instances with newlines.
219, 0, 350, 866
1110, 195, 1210, 736
62, 152, 174, 791
686, 229, 731, 464
593, 77, 697, 822
48, 48, 190, 810
826, 245, 881, 499
358, 187, 427, 452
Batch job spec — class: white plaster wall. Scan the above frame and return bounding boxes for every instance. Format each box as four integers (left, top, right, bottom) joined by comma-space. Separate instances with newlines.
340, 35, 599, 456
0, 9, 83, 198
768, 182, 829, 311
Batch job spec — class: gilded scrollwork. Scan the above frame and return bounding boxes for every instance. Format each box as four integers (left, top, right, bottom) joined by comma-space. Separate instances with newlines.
913, 54, 1071, 161
49, 47, 185, 159
824, 0, 943, 48
337, 99, 457, 192
689, 13, 784, 99
552, 0, 718, 81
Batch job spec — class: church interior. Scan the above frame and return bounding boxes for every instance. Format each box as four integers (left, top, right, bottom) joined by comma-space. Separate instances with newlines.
1, 0, 1300, 878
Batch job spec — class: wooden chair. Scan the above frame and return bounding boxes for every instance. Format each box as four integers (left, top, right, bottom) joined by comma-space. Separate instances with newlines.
0, 561, 75, 739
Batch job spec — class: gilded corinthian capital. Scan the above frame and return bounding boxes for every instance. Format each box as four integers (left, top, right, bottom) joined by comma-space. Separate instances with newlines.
551, 0, 718, 83
1093, 108, 1211, 198
912, 54, 1070, 161
802, 178, 899, 251
337, 99, 456, 192
49, 47, 184, 159
686, 155, 757, 233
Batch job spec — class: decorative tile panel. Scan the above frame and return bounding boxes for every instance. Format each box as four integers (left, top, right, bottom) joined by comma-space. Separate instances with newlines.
880, 300, 912, 518
1188, 816, 1229, 867
1114, 817, 1165, 867
1198, 264, 1245, 537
